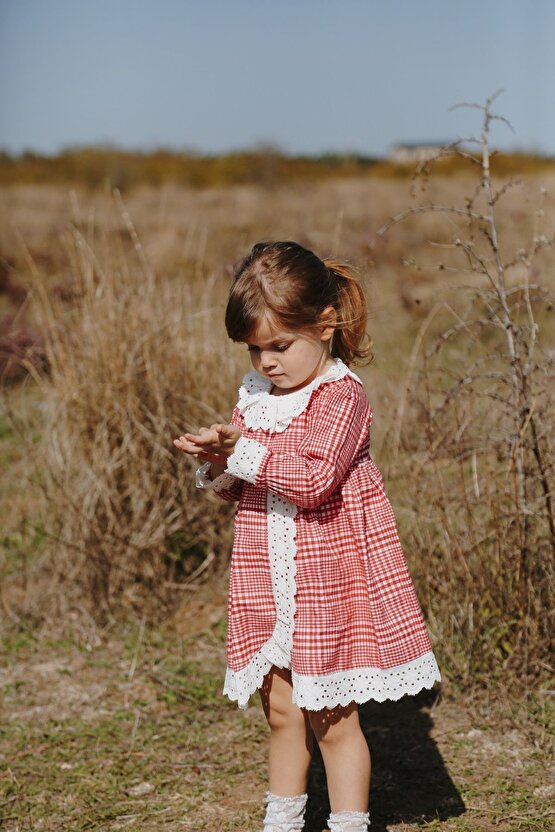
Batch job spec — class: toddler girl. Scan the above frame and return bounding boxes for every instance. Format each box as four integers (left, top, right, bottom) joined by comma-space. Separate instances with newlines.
174, 241, 441, 832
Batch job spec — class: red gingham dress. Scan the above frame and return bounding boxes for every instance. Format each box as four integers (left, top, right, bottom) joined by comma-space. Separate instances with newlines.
196, 358, 441, 710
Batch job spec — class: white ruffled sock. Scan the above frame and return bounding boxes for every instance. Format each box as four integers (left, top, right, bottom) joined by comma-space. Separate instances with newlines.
327, 809, 370, 831
262, 790, 308, 832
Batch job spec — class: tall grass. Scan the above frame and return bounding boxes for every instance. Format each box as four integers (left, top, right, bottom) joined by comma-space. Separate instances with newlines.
1, 134, 554, 689
22, 195, 243, 622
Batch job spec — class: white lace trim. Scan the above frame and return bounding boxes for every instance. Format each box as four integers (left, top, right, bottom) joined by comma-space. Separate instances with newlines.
267, 492, 297, 657
195, 461, 240, 493
224, 489, 298, 710
224, 649, 441, 711
264, 790, 308, 828
237, 357, 363, 433
291, 651, 441, 711
225, 436, 268, 483
223, 637, 286, 710
328, 810, 370, 831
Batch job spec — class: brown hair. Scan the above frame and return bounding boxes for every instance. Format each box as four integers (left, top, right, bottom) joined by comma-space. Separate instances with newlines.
225, 241, 373, 366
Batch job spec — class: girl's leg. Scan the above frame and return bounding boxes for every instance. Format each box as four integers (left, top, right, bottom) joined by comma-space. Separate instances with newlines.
259, 666, 314, 796
307, 702, 371, 814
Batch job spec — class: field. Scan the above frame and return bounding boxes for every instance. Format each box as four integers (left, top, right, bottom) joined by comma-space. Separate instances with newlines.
1, 167, 554, 829
1, 614, 553, 832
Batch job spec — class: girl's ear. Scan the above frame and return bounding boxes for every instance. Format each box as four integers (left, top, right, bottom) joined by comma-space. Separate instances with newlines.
319, 305, 337, 342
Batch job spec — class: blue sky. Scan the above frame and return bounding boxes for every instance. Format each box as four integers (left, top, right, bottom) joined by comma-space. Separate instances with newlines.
0, 0, 554, 157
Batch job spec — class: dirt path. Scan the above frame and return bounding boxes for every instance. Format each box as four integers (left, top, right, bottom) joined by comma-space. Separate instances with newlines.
1, 619, 553, 831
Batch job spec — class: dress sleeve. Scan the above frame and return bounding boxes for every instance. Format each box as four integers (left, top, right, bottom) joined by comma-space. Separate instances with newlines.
195, 405, 245, 503
224, 380, 371, 509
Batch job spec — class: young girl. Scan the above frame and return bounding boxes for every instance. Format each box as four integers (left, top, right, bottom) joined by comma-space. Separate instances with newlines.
174, 241, 441, 832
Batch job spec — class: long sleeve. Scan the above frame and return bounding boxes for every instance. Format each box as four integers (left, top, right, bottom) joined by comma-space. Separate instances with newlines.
195, 406, 245, 503
225, 381, 371, 509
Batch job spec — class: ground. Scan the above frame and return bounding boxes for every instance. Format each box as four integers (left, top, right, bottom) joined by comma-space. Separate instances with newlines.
1, 600, 553, 832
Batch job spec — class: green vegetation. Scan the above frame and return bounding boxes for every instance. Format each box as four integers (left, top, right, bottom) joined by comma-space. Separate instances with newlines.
1, 624, 552, 831
0, 147, 381, 190
0, 146, 553, 191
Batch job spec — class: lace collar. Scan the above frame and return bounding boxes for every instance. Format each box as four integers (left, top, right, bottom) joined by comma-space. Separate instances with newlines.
237, 357, 363, 433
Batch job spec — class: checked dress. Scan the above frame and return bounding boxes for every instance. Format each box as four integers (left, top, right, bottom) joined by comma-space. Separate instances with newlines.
196, 357, 441, 710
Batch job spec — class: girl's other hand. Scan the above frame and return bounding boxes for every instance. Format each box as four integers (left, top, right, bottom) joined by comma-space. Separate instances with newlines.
173, 423, 240, 463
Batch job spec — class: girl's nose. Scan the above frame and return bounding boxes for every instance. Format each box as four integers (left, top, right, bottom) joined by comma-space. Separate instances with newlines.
260, 351, 277, 369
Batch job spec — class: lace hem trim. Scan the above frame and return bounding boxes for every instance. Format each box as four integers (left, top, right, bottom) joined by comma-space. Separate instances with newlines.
223, 650, 441, 711
236, 357, 363, 433
291, 651, 441, 710
223, 633, 289, 710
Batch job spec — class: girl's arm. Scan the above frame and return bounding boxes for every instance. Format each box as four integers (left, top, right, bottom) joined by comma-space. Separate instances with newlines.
225, 381, 371, 509
178, 407, 245, 503
196, 460, 244, 502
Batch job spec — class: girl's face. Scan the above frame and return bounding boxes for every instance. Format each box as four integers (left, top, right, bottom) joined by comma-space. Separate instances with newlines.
246, 311, 336, 395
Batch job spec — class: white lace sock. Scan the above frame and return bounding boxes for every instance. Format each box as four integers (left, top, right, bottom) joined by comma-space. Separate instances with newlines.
262, 790, 308, 832
327, 809, 370, 831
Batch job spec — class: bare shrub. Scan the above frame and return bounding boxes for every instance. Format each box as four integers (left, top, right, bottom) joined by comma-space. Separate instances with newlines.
22, 191, 242, 624
372, 92, 555, 689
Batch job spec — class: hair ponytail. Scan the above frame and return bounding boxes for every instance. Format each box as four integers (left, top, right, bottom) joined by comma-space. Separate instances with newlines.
225, 241, 373, 367
323, 259, 374, 367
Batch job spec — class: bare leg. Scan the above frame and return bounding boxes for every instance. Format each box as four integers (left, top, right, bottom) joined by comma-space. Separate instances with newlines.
259, 666, 314, 796
308, 703, 371, 813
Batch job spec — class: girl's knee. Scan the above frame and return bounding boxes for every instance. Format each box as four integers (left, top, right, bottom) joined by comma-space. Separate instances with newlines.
260, 667, 308, 732
308, 702, 360, 744
268, 700, 307, 733
263, 689, 307, 732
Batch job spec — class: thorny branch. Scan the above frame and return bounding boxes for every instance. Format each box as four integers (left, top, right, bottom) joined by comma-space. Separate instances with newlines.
375, 92, 555, 680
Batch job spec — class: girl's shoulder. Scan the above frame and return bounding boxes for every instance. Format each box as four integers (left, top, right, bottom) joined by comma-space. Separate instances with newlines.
235, 358, 368, 433
308, 368, 372, 424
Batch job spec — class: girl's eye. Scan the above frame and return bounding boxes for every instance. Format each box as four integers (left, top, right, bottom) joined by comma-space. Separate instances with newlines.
247, 343, 290, 352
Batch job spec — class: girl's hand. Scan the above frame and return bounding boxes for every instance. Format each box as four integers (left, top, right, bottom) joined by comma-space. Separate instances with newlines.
173, 423, 240, 464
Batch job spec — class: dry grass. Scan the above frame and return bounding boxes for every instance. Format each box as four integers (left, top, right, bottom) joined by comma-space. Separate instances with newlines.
3, 195, 244, 624
1, 615, 553, 831
1, 167, 554, 691
367, 105, 555, 689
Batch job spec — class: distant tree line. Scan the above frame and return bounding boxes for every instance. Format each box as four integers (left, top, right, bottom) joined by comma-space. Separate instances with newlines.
0, 146, 552, 190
